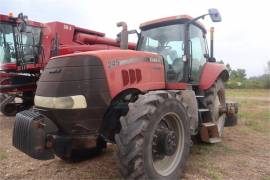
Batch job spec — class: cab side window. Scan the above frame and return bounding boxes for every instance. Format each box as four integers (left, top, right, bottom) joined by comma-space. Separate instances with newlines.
189, 25, 207, 82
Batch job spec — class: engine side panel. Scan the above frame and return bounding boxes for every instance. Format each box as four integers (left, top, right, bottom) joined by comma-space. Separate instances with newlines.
94, 50, 166, 98
199, 62, 229, 90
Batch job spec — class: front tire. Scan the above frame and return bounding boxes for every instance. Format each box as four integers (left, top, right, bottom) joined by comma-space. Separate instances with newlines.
115, 91, 191, 179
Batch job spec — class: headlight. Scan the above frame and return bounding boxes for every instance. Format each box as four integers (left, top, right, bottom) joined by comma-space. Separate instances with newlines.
34, 95, 87, 109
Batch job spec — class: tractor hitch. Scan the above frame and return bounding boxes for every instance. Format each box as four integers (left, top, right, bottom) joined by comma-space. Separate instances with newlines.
225, 102, 238, 127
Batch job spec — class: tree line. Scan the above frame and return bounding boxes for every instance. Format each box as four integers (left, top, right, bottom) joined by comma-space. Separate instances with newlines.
217, 60, 270, 89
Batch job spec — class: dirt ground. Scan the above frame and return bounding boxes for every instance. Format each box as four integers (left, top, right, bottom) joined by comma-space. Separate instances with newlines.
0, 89, 269, 180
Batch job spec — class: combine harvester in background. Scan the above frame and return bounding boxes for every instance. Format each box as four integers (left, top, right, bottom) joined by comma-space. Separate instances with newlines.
0, 13, 135, 116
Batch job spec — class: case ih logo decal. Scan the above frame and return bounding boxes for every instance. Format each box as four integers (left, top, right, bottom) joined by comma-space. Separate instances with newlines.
108, 57, 163, 69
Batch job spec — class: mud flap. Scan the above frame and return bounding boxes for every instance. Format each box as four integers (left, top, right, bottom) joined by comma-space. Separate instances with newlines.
225, 102, 238, 127
12, 110, 58, 160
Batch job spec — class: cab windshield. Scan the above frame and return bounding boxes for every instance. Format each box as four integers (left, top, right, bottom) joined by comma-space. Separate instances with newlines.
0, 23, 41, 65
137, 24, 185, 82
0, 23, 16, 64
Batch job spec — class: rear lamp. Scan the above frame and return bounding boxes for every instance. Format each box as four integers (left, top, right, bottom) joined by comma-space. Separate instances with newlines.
34, 95, 87, 109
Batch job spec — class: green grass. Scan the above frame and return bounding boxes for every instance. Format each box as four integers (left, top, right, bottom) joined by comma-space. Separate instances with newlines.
186, 89, 269, 179
226, 89, 270, 97
262, 176, 270, 180
189, 142, 237, 180
206, 166, 224, 180
226, 89, 270, 133
0, 149, 7, 160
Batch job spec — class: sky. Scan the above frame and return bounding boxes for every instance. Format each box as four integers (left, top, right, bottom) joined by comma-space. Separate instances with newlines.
1, 0, 269, 77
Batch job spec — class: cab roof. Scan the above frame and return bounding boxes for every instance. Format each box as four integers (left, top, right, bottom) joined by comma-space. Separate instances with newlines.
0, 13, 44, 27
140, 15, 206, 33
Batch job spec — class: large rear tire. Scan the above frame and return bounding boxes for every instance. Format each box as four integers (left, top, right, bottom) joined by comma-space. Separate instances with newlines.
203, 79, 226, 136
115, 91, 191, 179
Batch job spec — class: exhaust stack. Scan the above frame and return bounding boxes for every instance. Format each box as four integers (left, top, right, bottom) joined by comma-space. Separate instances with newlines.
117, 21, 128, 49
210, 27, 214, 60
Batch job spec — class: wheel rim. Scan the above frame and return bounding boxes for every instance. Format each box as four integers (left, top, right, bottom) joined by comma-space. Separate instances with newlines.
213, 95, 221, 122
152, 112, 184, 176
213, 92, 225, 136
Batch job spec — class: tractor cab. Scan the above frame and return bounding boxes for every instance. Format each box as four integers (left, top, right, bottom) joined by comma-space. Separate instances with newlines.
0, 13, 43, 72
137, 9, 221, 84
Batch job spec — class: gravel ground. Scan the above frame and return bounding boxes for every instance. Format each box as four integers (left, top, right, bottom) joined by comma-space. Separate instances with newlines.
0, 91, 269, 179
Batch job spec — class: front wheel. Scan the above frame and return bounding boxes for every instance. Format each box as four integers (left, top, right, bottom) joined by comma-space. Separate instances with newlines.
115, 91, 191, 179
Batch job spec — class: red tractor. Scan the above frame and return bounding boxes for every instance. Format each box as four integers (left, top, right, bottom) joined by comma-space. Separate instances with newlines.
0, 13, 135, 116
13, 9, 237, 179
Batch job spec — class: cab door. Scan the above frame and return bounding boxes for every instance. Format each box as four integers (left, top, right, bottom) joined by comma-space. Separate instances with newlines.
189, 25, 208, 83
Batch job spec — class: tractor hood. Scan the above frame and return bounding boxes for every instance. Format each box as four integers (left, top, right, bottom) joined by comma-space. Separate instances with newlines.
35, 49, 165, 134
51, 49, 163, 67
39, 49, 165, 99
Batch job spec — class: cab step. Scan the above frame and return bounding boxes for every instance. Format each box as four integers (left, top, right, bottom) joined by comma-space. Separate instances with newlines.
208, 137, 221, 143
200, 122, 221, 143
196, 95, 204, 98
198, 108, 210, 112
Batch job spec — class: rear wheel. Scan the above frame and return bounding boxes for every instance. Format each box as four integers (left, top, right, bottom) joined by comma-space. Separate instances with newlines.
203, 79, 226, 136
115, 91, 190, 179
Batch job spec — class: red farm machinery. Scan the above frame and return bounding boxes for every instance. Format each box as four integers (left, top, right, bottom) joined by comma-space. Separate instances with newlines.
12, 9, 238, 179
0, 13, 135, 116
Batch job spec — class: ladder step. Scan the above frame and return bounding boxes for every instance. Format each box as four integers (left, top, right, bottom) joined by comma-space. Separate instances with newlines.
209, 138, 221, 143
196, 95, 204, 98
198, 108, 209, 112
202, 122, 216, 127
200, 122, 221, 143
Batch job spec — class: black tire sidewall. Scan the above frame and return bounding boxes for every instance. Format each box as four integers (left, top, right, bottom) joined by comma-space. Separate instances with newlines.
143, 98, 190, 179
206, 80, 226, 136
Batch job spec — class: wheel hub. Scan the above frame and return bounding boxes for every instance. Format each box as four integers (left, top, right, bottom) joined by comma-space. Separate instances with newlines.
153, 128, 178, 159
152, 113, 185, 176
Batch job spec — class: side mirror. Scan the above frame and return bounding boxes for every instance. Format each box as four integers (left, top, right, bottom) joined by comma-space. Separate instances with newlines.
17, 12, 28, 32
128, 29, 139, 37
18, 22, 27, 32
208, 8, 222, 22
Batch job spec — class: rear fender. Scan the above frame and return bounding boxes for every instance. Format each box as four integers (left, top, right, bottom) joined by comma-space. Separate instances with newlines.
199, 62, 229, 90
